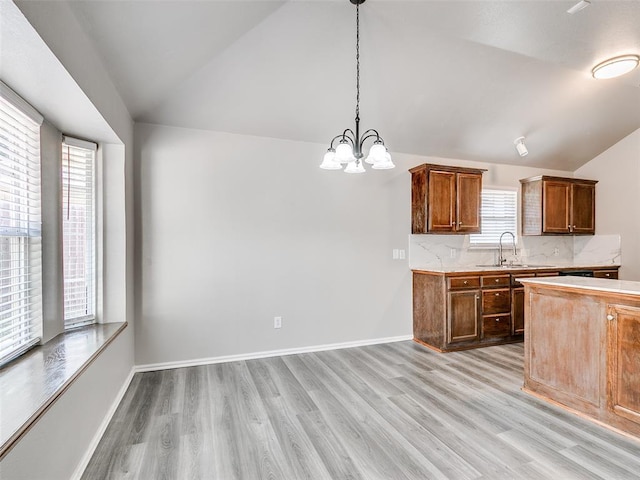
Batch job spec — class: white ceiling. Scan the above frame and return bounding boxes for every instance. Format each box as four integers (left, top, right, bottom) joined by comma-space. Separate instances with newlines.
61, 0, 640, 170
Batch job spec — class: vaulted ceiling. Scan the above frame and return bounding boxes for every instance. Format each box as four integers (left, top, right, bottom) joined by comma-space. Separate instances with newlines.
37, 1, 640, 170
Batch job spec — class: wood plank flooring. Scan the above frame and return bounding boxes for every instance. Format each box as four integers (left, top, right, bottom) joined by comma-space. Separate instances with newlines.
82, 341, 640, 479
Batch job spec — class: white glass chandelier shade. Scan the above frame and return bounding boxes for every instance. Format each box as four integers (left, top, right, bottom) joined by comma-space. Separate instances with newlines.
372, 151, 395, 169
319, 149, 342, 170
364, 142, 387, 164
592, 55, 639, 79
335, 142, 357, 164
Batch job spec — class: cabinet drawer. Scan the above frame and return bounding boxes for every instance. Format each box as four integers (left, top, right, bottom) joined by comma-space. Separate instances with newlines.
448, 276, 480, 290
483, 315, 511, 338
481, 275, 510, 288
482, 289, 511, 314
594, 270, 618, 279
536, 272, 559, 277
511, 273, 535, 287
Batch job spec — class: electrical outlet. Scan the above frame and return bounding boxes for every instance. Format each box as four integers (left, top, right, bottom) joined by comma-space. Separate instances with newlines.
274, 316, 282, 329
392, 249, 399, 260
450, 248, 456, 258
553, 248, 559, 256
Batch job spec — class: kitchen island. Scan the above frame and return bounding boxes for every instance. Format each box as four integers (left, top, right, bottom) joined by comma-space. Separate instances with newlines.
520, 276, 640, 438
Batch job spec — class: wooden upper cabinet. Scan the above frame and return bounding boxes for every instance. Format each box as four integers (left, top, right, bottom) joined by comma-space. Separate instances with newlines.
520, 176, 597, 235
427, 170, 456, 232
410, 164, 486, 234
457, 173, 482, 232
571, 181, 596, 234
542, 180, 571, 233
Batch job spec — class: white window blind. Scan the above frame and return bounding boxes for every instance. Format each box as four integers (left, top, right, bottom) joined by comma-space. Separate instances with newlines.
470, 188, 518, 246
62, 136, 96, 328
0, 86, 43, 365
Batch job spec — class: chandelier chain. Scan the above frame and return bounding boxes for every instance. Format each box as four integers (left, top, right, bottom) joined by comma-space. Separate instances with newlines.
355, 2, 360, 121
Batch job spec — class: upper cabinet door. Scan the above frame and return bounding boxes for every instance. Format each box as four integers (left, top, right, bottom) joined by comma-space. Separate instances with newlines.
571, 182, 596, 234
456, 173, 482, 233
542, 180, 571, 233
428, 170, 456, 232
411, 168, 428, 233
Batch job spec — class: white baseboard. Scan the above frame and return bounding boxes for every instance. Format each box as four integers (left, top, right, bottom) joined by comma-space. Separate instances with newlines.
135, 334, 413, 373
71, 366, 136, 480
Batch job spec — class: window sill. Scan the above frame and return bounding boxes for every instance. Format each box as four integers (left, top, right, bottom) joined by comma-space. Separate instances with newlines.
0, 322, 127, 460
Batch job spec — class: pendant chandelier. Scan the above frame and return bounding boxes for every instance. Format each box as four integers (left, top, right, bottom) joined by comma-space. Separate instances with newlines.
320, 0, 394, 173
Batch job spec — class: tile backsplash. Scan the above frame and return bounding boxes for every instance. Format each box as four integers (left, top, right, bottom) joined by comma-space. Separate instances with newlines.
409, 234, 621, 269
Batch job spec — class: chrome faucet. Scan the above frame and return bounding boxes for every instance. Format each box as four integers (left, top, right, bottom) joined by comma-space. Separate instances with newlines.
499, 231, 517, 266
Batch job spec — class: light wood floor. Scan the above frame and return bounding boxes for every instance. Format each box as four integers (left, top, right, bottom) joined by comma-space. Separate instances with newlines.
82, 341, 640, 479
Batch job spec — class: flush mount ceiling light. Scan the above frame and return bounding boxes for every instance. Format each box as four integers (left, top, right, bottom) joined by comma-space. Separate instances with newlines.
567, 0, 590, 15
592, 55, 640, 79
514, 137, 528, 157
319, 0, 394, 173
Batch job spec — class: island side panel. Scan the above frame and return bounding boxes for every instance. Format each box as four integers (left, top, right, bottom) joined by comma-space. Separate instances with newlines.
607, 304, 640, 426
413, 272, 446, 350
525, 286, 606, 412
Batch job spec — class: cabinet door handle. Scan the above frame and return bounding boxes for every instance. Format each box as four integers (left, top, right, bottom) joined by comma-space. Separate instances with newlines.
607, 314, 615, 321
458, 221, 463, 226
495, 279, 500, 283
495, 293, 500, 296
605, 273, 610, 277
463, 280, 468, 285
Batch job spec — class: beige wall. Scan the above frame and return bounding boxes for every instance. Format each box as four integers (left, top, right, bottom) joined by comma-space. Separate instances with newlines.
575, 128, 640, 280
133, 123, 574, 367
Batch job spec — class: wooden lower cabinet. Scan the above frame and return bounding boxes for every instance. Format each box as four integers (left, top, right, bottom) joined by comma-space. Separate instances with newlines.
413, 271, 522, 352
607, 304, 640, 426
595, 270, 619, 279
413, 266, 620, 352
511, 287, 525, 335
482, 288, 511, 339
448, 291, 480, 343
482, 314, 511, 338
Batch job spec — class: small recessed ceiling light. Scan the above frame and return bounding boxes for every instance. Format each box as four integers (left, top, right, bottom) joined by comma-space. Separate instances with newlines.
567, 0, 590, 14
592, 55, 640, 79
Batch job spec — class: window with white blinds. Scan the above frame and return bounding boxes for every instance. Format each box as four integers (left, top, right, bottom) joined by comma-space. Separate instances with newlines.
62, 137, 96, 328
469, 188, 518, 246
0, 86, 43, 365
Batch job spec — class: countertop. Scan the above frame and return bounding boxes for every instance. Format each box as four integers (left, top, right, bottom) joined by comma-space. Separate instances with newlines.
518, 276, 640, 296
411, 264, 619, 274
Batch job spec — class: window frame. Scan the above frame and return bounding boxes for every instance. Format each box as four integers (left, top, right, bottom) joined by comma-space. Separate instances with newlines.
0, 81, 44, 366
61, 136, 97, 329
469, 186, 518, 248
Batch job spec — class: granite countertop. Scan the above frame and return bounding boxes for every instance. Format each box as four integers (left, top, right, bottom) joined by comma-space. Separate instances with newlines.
411, 264, 620, 274
518, 276, 640, 296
